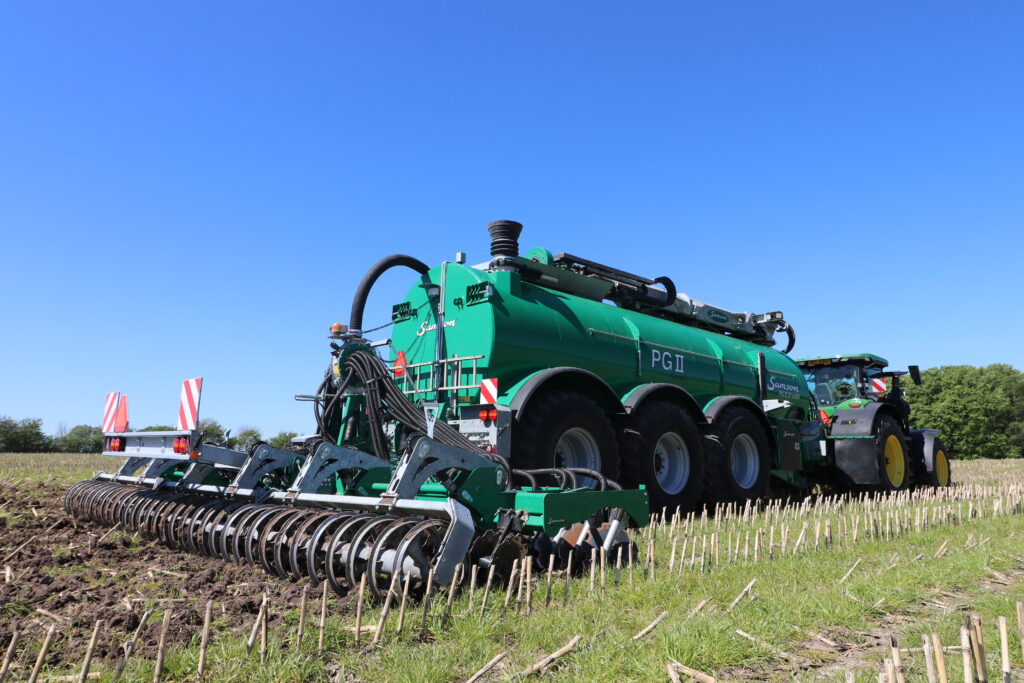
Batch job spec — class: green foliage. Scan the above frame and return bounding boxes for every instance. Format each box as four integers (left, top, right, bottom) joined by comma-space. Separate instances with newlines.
904, 363, 1024, 459
233, 426, 263, 451
139, 424, 175, 431
197, 418, 228, 445
269, 430, 299, 448
0, 416, 52, 452
53, 424, 104, 453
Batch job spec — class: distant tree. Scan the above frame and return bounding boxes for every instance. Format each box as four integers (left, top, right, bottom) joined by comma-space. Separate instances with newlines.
54, 425, 104, 453
233, 427, 263, 451
269, 431, 299, 449
904, 364, 1024, 459
0, 416, 53, 452
197, 418, 228, 445
139, 425, 175, 432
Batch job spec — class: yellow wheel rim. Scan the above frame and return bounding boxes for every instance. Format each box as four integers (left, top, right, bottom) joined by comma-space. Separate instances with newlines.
934, 450, 950, 487
883, 435, 905, 487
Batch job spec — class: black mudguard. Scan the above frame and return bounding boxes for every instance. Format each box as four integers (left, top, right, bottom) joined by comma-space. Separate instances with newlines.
910, 429, 942, 476
828, 403, 900, 485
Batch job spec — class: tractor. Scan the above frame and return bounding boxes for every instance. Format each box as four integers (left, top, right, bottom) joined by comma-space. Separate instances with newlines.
797, 354, 950, 490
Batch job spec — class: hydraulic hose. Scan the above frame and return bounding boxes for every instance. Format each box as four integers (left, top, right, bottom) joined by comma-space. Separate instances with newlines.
342, 350, 514, 484
349, 255, 430, 333
781, 323, 796, 354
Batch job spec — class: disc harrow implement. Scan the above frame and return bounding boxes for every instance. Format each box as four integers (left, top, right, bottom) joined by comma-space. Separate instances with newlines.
66, 358, 649, 602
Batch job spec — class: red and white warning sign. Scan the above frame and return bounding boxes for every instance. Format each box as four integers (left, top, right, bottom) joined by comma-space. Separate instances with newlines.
870, 378, 887, 396
113, 395, 129, 432
102, 392, 130, 433
177, 377, 204, 431
480, 378, 498, 405
392, 351, 408, 378
102, 392, 120, 433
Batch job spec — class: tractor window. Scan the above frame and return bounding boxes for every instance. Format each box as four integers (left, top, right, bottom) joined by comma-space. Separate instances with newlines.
802, 364, 861, 406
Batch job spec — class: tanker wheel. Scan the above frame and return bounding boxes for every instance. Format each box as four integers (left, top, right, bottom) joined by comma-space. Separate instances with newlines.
875, 415, 909, 491
704, 405, 771, 503
512, 390, 620, 484
620, 400, 703, 512
927, 440, 952, 487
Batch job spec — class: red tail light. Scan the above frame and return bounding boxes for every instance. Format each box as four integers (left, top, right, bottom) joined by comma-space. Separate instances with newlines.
487, 408, 498, 422
478, 409, 489, 421
819, 409, 831, 426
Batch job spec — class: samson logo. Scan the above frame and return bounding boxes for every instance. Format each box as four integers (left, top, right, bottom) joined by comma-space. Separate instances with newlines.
417, 319, 457, 336
767, 375, 801, 397
706, 309, 730, 324
651, 349, 685, 375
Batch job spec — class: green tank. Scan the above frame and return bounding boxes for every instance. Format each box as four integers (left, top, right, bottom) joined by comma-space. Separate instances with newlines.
368, 221, 823, 511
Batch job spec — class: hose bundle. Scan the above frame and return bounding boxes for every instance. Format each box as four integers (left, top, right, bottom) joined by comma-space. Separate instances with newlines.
313, 348, 620, 492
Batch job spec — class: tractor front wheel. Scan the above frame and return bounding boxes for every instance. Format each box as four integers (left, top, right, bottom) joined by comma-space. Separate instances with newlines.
926, 438, 952, 487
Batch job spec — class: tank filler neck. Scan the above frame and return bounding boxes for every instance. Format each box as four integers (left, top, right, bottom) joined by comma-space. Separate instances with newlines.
487, 220, 523, 271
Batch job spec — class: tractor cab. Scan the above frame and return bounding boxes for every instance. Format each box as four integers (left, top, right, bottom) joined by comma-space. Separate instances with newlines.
796, 354, 921, 430
797, 354, 888, 408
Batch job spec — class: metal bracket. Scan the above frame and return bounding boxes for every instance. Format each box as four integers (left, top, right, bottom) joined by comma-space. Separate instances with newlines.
379, 438, 496, 506
429, 498, 477, 585
224, 444, 300, 495
285, 442, 384, 497
422, 402, 440, 439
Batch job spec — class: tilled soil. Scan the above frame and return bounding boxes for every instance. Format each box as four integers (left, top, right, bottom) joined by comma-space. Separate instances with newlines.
0, 479, 342, 670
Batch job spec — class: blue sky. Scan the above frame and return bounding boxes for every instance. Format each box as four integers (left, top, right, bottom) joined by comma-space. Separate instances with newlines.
2, 2, 1022, 436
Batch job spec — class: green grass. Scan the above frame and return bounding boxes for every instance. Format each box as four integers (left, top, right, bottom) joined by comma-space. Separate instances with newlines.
0, 451, 111, 484
3, 454, 1024, 681
87, 510, 1024, 682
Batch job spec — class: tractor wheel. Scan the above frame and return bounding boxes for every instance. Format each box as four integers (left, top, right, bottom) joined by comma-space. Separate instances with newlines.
512, 390, 620, 485
620, 401, 704, 512
926, 438, 952, 487
704, 405, 771, 503
875, 415, 909, 491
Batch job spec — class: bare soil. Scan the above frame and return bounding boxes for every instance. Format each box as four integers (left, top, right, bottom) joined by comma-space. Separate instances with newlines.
0, 479, 343, 669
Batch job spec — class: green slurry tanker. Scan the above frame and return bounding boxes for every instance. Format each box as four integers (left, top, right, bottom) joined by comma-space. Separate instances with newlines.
65, 220, 949, 603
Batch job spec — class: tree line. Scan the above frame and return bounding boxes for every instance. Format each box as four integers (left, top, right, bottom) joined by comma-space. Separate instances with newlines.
0, 417, 298, 454
2, 363, 1021, 459
903, 363, 1023, 460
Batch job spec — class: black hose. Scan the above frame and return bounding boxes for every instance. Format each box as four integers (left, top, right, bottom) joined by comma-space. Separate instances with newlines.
349, 255, 430, 333
524, 468, 577, 490
782, 323, 796, 354
342, 350, 514, 484
315, 368, 353, 444
511, 469, 538, 489
563, 467, 611, 491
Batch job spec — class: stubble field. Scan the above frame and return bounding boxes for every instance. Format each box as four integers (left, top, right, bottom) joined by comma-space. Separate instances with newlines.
1, 453, 1023, 682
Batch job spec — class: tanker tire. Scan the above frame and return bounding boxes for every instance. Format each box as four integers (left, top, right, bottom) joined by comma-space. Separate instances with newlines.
703, 405, 771, 504
512, 390, 620, 483
620, 401, 703, 512
875, 415, 909, 492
